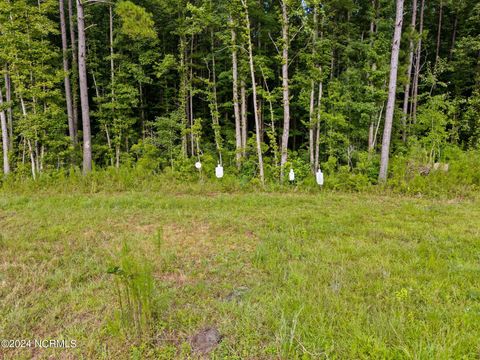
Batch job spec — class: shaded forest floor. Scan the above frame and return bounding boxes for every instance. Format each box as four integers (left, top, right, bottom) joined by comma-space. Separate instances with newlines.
0, 190, 479, 359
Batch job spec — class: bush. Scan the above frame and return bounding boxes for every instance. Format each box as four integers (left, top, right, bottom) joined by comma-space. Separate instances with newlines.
389, 146, 480, 197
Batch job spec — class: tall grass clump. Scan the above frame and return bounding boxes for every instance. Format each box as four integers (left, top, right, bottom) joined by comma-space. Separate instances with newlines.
107, 243, 156, 340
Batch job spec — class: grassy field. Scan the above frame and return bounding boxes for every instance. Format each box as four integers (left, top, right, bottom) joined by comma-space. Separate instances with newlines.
0, 189, 479, 359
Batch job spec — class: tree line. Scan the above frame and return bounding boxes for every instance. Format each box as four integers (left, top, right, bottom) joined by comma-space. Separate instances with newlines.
0, 0, 479, 184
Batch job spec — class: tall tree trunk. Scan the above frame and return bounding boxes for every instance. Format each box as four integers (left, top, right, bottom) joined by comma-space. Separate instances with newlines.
4, 70, 13, 151
187, 35, 195, 156
309, 80, 315, 170
60, 0, 75, 145
435, 0, 443, 66
210, 29, 223, 165
240, 79, 247, 155
378, 0, 404, 182
109, 5, 118, 168
411, 0, 424, 123
179, 34, 188, 157
77, 0, 92, 173
0, 84, 10, 175
368, 0, 378, 149
450, 14, 457, 59
259, 65, 278, 167
279, 0, 290, 181
67, 0, 78, 139
402, 0, 417, 142
189, 36, 195, 157
309, 4, 318, 172
241, 0, 264, 184
231, 20, 242, 168
314, 81, 323, 171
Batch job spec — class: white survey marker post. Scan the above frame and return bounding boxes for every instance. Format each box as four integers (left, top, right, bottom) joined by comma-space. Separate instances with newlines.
316, 169, 324, 186
289, 169, 295, 182
215, 164, 224, 178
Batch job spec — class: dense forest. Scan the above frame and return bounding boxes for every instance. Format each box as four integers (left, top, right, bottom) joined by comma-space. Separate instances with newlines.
0, 0, 479, 185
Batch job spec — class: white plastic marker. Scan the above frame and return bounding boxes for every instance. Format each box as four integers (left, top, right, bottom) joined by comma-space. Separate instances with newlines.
215, 164, 224, 178
195, 161, 202, 169
289, 168, 295, 182
316, 169, 324, 186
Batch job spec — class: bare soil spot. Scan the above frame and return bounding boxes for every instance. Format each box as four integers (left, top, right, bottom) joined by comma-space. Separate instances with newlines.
190, 327, 222, 355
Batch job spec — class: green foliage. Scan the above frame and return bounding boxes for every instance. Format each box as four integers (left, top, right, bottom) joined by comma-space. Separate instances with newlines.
389, 145, 480, 197
107, 243, 156, 339
1, 0, 479, 193
131, 138, 161, 172
413, 95, 453, 163
115, 1, 156, 39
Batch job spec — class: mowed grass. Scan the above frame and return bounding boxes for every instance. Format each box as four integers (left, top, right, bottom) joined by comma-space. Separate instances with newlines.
0, 190, 479, 359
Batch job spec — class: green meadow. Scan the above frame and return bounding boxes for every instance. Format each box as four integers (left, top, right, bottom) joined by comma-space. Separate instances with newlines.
0, 189, 479, 359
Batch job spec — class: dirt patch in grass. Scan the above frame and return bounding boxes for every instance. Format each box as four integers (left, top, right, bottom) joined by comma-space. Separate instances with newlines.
157, 272, 190, 286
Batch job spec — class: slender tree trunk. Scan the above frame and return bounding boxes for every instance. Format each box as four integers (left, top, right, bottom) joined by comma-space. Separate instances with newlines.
368, 0, 380, 149
241, 0, 264, 184
179, 35, 188, 157
60, 0, 75, 145
40, 144, 45, 172
368, 122, 374, 152
411, 0, 424, 123
231, 20, 242, 168
91, 72, 100, 98
435, 0, 443, 66
450, 14, 457, 58
402, 0, 417, 142
27, 139, 36, 180
330, 50, 335, 80
210, 29, 222, 165
4, 70, 13, 151
309, 80, 315, 171
139, 83, 145, 138
279, 0, 290, 182
259, 65, 278, 167
314, 81, 323, 171
372, 101, 385, 150
67, 0, 78, 139
109, 5, 118, 168
240, 79, 247, 155
19, 96, 35, 179
379, 0, 404, 182
0, 84, 10, 175
189, 36, 194, 157
109, 6, 114, 90
309, 4, 318, 172
116, 144, 120, 168
77, 0, 92, 173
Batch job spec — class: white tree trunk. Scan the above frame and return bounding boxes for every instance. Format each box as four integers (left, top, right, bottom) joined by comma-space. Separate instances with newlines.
378, 0, 404, 182
77, 0, 92, 173
67, 0, 78, 137
0, 84, 10, 175
60, 0, 75, 145
4, 70, 13, 151
231, 20, 242, 168
240, 80, 247, 154
314, 81, 323, 172
279, 0, 290, 181
309, 80, 315, 171
402, 0, 417, 142
411, 0, 424, 123
241, 0, 264, 184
